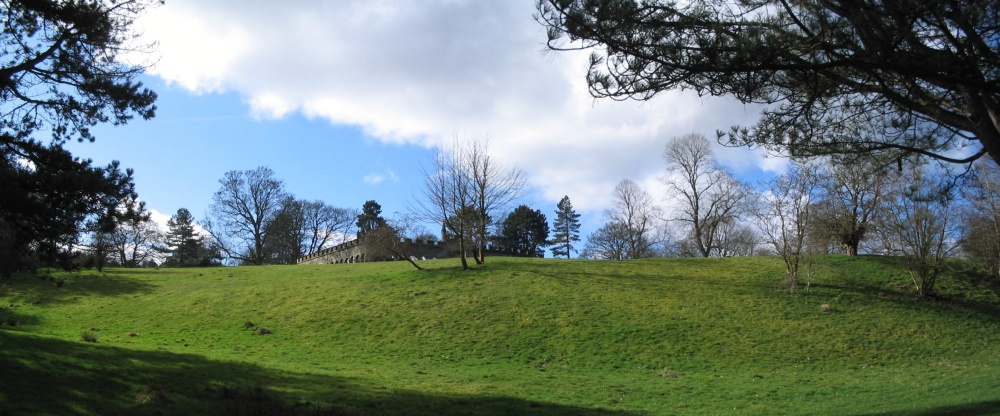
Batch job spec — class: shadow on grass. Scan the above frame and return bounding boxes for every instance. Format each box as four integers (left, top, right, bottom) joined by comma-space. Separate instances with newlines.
854, 400, 1000, 416
0, 331, 637, 416
3, 269, 159, 306
761, 255, 1000, 323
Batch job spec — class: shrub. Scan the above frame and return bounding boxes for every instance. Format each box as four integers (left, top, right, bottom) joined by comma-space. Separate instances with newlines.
134, 385, 172, 404
81, 331, 99, 343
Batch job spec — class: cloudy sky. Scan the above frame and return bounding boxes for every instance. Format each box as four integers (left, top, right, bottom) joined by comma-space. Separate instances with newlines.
67, 0, 786, 252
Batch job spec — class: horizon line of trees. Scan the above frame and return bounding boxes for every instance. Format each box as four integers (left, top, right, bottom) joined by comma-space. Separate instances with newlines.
577, 133, 996, 298
4, 0, 997, 293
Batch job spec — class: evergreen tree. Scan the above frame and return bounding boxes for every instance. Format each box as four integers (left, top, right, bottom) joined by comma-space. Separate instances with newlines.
0, 0, 159, 276
538, 0, 1000, 167
550, 196, 581, 258
494, 205, 549, 257
165, 208, 204, 267
356, 200, 387, 235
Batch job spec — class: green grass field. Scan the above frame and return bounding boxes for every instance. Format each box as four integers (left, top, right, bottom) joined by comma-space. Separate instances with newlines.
2, 256, 1000, 415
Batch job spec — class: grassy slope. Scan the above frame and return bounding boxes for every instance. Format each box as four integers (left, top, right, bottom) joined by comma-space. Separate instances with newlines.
2, 256, 1000, 415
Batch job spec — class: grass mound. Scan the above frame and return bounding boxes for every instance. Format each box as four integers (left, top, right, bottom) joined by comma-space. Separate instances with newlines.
1, 256, 998, 415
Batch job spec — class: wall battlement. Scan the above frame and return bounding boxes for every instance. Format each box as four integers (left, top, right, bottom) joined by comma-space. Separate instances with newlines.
296, 238, 447, 265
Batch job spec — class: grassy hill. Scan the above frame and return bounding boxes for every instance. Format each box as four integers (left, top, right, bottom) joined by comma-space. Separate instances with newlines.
2, 256, 1000, 415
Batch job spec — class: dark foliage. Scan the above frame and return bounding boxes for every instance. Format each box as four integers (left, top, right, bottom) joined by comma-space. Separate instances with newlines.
538, 0, 1000, 165
355, 200, 387, 235
493, 205, 549, 257
0, 0, 159, 276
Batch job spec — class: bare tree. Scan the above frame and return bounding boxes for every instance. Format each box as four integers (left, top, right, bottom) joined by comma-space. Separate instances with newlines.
84, 229, 115, 271
413, 139, 525, 269
301, 201, 355, 255
582, 221, 631, 260
111, 209, 163, 268
713, 220, 759, 257
662, 133, 751, 257
962, 160, 1000, 280
606, 179, 662, 259
206, 167, 289, 265
812, 158, 889, 256
363, 215, 425, 270
414, 145, 475, 269
755, 161, 820, 292
465, 138, 527, 264
87, 193, 162, 268
878, 165, 958, 297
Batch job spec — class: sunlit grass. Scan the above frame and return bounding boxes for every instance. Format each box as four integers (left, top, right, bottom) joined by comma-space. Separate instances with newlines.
1, 255, 999, 414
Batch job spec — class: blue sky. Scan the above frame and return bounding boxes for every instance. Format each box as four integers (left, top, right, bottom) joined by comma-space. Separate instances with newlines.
69, 79, 440, 229
66, 0, 787, 253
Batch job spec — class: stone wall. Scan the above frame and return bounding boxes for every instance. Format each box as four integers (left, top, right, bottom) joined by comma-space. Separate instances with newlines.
297, 238, 452, 265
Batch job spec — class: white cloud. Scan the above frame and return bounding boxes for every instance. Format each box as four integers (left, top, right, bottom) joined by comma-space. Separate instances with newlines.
148, 208, 172, 233
135, 0, 772, 212
148, 208, 209, 238
363, 169, 399, 185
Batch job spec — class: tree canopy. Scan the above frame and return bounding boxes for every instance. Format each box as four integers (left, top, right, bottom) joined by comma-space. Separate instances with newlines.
356, 200, 387, 235
1, 142, 137, 276
537, 0, 1000, 165
0, 0, 158, 145
494, 205, 549, 257
206, 167, 289, 265
0, 0, 159, 275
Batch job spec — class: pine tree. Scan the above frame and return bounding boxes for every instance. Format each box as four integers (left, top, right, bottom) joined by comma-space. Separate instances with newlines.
495, 205, 549, 257
165, 208, 204, 267
550, 196, 582, 258
0, 1, 159, 276
356, 200, 387, 235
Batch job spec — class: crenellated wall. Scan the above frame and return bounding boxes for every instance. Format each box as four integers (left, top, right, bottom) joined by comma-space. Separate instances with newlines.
296, 238, 452, 265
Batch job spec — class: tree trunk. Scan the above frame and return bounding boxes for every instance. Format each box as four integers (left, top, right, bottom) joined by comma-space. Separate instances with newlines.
474, 242, 484, 265
458, 235, 469, 270
389, 247, 423, 271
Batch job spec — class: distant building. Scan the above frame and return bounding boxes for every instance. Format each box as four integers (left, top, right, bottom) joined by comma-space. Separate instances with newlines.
296, 236, 536, 264
297, 237, 452, 264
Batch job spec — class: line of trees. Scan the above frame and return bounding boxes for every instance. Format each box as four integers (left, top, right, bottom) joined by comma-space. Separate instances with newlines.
537, 0, 999, 295
576, 133, 986, 298
67, 154, 580, 270
203, 166, 357, 266
8, 0, 989, 292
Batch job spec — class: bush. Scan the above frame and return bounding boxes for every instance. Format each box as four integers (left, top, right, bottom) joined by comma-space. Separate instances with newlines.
81, 331, 99, 343
134, 385, 172, 404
